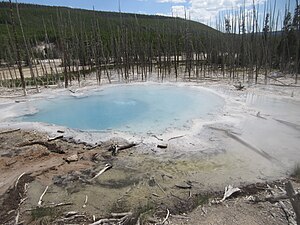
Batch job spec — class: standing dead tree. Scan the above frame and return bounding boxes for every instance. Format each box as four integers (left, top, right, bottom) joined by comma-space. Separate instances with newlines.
8, 0, 27, 95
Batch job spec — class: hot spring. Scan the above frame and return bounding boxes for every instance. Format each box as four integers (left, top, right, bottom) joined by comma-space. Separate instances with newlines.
21, 84, 224, 134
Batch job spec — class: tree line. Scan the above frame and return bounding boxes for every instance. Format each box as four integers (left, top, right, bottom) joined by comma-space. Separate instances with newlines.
0, 1, 299, 95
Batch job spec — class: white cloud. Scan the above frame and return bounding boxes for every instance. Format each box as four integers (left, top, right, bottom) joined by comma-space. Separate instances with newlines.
157, 0, 187, 3
177, 0, 266, 26
171, 5, 186, 18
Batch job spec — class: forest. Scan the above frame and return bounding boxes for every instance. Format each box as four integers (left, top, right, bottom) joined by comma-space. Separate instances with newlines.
0, 1, 299, 95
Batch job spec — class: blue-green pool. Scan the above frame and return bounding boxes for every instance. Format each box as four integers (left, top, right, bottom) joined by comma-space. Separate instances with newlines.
22, 85, 224, 133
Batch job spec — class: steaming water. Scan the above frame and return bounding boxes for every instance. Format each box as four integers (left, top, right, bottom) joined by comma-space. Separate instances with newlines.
22, 85, 224, 133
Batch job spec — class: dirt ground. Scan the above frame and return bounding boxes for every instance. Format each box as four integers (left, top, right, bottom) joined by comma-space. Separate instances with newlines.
0, 129, 299, 225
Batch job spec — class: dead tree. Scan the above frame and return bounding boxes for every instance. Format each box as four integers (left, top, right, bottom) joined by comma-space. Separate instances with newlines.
9, 0, 26, 95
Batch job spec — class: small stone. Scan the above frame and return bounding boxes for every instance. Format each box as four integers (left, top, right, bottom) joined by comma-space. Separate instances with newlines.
65, 154, 78, 163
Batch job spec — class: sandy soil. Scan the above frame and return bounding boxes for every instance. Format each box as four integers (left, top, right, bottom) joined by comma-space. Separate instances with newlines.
0, 129, 299, 225
0, 74, 300, 224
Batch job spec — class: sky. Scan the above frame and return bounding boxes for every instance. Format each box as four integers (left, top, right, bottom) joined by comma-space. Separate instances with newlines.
2, 0, 296, 29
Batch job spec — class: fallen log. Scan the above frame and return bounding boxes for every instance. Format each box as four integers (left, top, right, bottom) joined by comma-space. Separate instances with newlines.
265, 194, 290, 203
286, 181, 300, 225
168, 135, 185, 141
51, 202, 73, 208
56, 214, 87, 222
48, 135, 64, 142
90, 218, 120, 225
157, 144, 168, 149
152, 134, 163, 141
18, 141, 65, 154
278, 201, 297, 225
90, 164, 112, 181
25, 202, 73, 212
170, 214, 189, 219
0, 128, 20, 135
175, 184, 192, 189
108, 143, 138, 156
111, 212, 132, 218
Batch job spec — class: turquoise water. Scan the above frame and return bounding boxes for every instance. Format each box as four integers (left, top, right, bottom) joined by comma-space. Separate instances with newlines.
22, 85, 224, 133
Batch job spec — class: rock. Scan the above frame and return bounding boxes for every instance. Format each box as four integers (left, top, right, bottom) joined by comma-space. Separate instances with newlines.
65, 154, 78, 163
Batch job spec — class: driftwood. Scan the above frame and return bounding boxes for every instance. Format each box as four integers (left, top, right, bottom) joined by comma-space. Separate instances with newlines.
154, 178, 166, 195
26, 202, 73, 212
212, 185, 240, 204
90, 218, 120, 225
90, 164, 112, 181
56, 214, 87, 222
108, 143, 138, 156
265, 183, 297, 225
175, 184, 192, 189
111, 212, 132, 218
161, 209, 170, 225
37, 186, 49, 207
18, 141, 65, 154
168, 135, 185, 141
266, 194, 290, 203
82, 195, 88, 208
152, 134, 163, 141
48, 135, 64, 141
91, 212, 132, 225
0, 128, 20, 135
14, 210, 20, 225
278, 201, 297, 225
286, 181, 300, 225
170, 214, 189, 219
256, 112, 267, 120
15, 172, 26, 189
64, 211, 80, 217
51, 202, 73, 207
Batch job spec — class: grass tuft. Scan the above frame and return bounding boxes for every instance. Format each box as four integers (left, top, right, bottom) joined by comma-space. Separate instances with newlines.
291, 164, 300, 180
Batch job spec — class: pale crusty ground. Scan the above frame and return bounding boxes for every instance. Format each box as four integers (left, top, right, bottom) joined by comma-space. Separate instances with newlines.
0, 74, 299, 224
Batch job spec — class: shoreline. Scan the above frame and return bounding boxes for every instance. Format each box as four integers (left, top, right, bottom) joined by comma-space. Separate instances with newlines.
0, 78, 300, 224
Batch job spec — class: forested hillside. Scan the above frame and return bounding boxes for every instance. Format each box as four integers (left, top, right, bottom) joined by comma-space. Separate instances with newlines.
0, 1, 220, 60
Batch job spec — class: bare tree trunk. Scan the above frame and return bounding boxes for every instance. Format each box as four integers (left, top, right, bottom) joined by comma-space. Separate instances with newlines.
9, 0, 26, 95
16, 2, 39, 93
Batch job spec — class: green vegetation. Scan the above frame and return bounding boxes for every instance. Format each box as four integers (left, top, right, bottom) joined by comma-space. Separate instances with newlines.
292, 164, 300, 180
0, 1, 299, 94
0, 1, 219, 60
30, 207, 60, 221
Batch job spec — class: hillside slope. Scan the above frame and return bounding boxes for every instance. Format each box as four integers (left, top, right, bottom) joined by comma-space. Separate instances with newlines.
0, 2, 221, 60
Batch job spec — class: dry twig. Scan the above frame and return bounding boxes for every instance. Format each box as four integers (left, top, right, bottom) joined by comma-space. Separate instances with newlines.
37, 186, 49, 207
